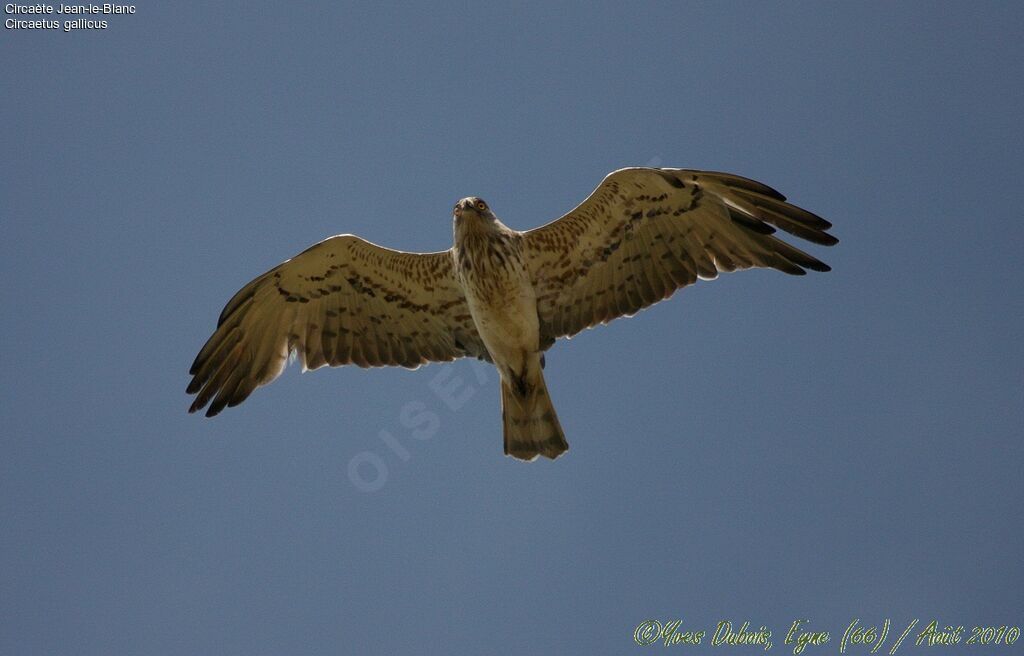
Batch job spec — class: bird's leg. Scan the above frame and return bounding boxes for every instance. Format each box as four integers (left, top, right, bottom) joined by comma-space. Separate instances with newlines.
513, 372, 529, 397
513, 350, 548, 397
499, 353, 536, 398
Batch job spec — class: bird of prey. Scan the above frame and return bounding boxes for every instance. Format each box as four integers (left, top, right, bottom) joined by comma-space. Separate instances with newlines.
187, 167, 836, 461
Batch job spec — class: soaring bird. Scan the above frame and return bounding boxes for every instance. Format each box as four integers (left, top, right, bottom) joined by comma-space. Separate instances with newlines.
187, 167, 837, 461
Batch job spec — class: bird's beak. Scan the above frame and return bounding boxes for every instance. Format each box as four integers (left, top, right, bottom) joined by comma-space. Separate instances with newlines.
459, 199, 473, 211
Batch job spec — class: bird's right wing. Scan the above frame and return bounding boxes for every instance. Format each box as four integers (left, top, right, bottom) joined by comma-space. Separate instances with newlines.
522, 167, 837, 344
187, 235, 487, 416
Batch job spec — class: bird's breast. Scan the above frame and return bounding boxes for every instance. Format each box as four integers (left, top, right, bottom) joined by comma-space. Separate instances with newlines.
455, 233, 528, 300
455, 232, 539, 356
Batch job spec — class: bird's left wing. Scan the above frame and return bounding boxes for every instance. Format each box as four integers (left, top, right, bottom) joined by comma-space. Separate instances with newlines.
522, 167, 838, 345
187, 235, 487, 417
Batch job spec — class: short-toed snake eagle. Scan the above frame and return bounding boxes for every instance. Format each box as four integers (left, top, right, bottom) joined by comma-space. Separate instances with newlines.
187, 168, 836, 460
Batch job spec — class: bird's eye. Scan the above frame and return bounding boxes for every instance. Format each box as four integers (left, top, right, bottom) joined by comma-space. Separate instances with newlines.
476, 200, 487, 211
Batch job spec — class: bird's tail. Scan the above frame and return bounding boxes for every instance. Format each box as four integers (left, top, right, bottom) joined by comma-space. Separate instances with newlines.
501, 366, 568, 461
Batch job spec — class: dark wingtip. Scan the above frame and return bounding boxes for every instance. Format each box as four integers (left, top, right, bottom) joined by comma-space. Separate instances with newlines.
703, 170, 787, 201
728, 207, 776, 235
216, 288, 257, 328
654, 169, 686, 188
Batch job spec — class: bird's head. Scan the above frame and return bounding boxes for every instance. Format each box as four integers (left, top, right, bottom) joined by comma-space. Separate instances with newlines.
453, 197, 494, 221
452, 196, 501, 238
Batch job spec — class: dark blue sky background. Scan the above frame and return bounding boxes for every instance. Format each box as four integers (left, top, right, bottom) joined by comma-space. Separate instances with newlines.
3, 2, 1022, 654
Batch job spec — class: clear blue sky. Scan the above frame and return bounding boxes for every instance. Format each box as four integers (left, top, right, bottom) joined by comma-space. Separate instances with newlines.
2, 2, 1022, 654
